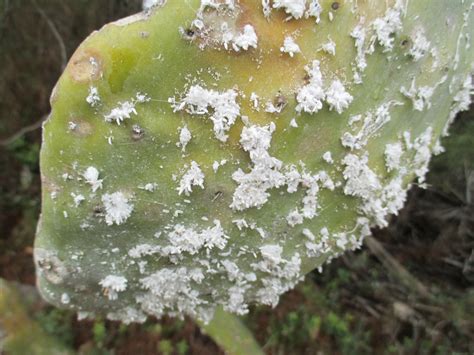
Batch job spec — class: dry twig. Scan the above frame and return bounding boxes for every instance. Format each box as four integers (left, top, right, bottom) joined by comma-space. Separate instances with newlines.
365, 235, 433, 300
32, 0, 67, 70
0, 116, 46, 146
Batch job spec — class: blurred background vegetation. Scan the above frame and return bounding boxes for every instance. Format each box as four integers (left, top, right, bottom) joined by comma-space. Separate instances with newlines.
0, 1, 473, 354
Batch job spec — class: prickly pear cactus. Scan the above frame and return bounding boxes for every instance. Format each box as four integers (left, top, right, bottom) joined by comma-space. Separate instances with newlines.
35, 0, 473, 324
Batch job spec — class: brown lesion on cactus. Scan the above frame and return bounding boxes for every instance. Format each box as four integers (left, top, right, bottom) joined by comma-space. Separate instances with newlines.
233, 0, 255, 28
35, 249, 68, 285
93, 205, 105, 218
181, 27, 197, 41
275, 92, 288, 109
69, 118, 93, 138
41, 174, 61, 197
49, 82, 61, 105
67, 47, 103, 83
331, 2, 341, 11
400, 36, 410, 48
101, 287, 112, 300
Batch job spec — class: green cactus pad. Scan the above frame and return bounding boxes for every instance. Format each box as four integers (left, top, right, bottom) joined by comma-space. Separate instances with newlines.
35, 0, 473, 324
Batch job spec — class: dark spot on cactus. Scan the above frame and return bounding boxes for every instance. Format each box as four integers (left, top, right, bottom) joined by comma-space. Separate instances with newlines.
139, 31, 150, 39
182, 28, 196, 41
93, 205, 104, 217
274, 92, 287, 112
212, 191, 223, 202
132, 124, 145, 141
401, 38, 410, 47
35, 249, 68, 285
331, 2, 340, 10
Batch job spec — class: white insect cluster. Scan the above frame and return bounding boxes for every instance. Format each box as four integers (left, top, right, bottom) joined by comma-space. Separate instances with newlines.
296, 60, 353, 114
103, 93, 149, 124
170, 85, 240, 142
371, 0, 404, 52
178, 161, 205, 196
222, 23, 258, 51
350, 0, 406, 82
230, 123, 286, 210
86, 87, 100, 107
102, 192, 134, 226
190, 1, 258, 52
99, 275, 128, 300
83, 167, 103, 192
341, 102, 402, 151
325, 80, 354, 114
401, 79, 435, 112
104, 101, 137, 125
178, 125, 192, 152
142, 0, 166, 11
408, 28, 431, 61
271, 0, 323, 22
280, 36, 301, 57
321, 39, 336, 56
296, 60, 325, 114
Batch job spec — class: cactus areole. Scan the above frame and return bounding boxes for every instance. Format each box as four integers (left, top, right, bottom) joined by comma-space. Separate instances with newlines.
35, 0, 473, 324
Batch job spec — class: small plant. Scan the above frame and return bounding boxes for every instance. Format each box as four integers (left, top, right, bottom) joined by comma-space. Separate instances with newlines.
267, 308, 321, 349
92, 319, 107, 348
34, 0, 473, 353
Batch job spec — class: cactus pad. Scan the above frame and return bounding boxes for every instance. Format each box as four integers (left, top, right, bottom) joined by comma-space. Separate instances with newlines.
35, 0, 473, 324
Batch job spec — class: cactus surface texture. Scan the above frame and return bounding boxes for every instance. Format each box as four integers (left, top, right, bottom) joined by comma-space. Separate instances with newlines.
35, 0, 473, 324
